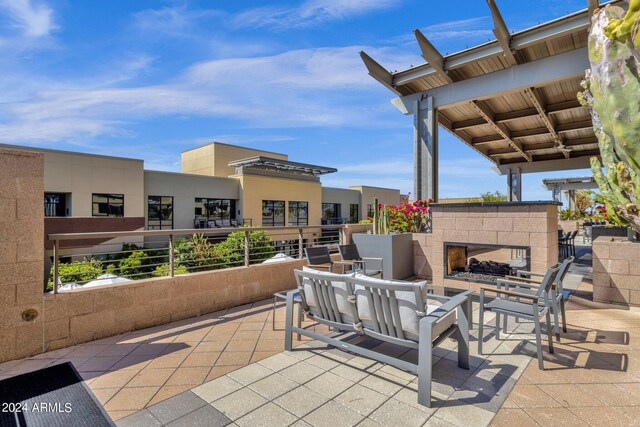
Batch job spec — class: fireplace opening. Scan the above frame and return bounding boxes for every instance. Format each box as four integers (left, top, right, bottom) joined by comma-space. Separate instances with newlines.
444, 242, 530, 284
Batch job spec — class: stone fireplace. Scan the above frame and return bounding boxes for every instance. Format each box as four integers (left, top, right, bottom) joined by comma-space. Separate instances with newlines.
413, 201, 559, 292
444, 242, 530, 284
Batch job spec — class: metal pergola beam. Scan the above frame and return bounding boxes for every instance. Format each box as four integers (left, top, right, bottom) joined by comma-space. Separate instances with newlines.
359, 51, 402, 96
524, 87, 569, 158
471, 101, 532, 162
414, 29, 453, 83
391, 5, 595, 87
487, 0, 518, 66
395, 48, 588, 111
495, 154, 595, 174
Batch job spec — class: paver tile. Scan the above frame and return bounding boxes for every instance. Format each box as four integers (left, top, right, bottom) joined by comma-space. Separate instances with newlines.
146, 391, 207, 424
236, 403, 298, 427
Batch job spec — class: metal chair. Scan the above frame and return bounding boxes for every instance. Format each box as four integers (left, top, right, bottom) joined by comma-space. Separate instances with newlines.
304, 246, 333, 271
337, 244, 383, 278
479, 263, 561, 370
503, 256, 574, 341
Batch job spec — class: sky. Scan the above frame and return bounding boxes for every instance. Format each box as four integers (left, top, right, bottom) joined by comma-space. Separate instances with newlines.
0, 0, 593, 202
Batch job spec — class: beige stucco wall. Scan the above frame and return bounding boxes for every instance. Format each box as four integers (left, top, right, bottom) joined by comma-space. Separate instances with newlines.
239, 174, 322, 227
322, 187, 361, 221
181, 142, 288, 178
144, 170, 240, 229
350, 186, 402, 216
0, 144, 144, 218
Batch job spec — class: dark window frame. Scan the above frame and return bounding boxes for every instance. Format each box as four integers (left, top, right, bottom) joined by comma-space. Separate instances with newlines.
288, 201, 309, 226
349, 204, 359, 223
92, 193, 124, 217
148, 195, 174, 230
44, 192, 67, 217
262, 200, 285, 226
322, 203, 341, 220
194, 198, 236, 223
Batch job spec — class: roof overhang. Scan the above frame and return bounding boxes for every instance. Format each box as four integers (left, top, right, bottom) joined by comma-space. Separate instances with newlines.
228, 156, 337, 177
361, 1, 623, 174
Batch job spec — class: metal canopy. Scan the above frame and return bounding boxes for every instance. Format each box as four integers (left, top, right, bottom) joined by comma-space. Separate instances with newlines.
228, 156, 337, 176
361, 0, 620, 175
542, 176, 598, 191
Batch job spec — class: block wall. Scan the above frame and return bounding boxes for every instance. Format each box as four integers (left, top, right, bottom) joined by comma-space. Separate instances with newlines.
414, 204, 559, 293
593, 237, 640, 306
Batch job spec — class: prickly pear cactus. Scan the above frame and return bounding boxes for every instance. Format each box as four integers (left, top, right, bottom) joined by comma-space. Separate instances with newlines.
579, 1, 640, 233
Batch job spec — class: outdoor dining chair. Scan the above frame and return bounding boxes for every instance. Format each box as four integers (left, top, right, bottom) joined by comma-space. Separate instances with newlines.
478, 263, 561, 370
304, 246, 334, 271
337, 244, 383, 278
503, 256, 574, 341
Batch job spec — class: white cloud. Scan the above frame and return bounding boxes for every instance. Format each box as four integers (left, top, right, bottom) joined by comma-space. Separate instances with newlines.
0, 44, 413, 144
420, 17, 493, 42
233, 0, 400, 30
0, 0, 56, 37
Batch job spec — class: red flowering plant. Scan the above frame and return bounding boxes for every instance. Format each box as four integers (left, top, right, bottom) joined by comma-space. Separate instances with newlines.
380, 199, 432, 233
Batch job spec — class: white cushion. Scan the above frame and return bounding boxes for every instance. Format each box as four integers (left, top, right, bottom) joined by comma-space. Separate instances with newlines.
353, 273, 455, 342
300, 266, 355, 323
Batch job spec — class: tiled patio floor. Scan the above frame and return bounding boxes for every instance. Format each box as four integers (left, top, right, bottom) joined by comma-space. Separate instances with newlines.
0, 299, 330, 421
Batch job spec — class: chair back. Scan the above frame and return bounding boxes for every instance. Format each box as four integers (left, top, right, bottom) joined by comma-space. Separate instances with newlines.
535, 263, 562, 298
555, 256, 574, 290
304, 246, 332, 266
338, 244, 361, 261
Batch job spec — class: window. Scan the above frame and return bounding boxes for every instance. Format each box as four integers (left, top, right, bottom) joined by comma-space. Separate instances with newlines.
349, 204, 359, 223
367, 204, 374, 219
322, 203, 341, 222
92, 194, 124, 217
262, 200, 285, 226
288, 201, 308, 226
194, 198, 236, 224
148, 196, 173, 230
44, 193, 67, 217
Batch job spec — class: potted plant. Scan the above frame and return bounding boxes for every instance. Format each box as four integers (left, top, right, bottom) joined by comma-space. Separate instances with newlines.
352, 198, 432, 279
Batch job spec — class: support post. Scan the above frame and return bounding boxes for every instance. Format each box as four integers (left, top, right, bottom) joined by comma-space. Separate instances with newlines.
169, 234, 175, 277
414, 96, 438, 202
298, 229, 304, 259
552, 186, 562, 204
53, 239, 59, 294
244, 230, 250, 267
507, 168, 522, 202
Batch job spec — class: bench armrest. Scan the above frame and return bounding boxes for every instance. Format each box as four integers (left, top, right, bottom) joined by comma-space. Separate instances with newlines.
517, 270, 545, 278
504, 275, 542, 284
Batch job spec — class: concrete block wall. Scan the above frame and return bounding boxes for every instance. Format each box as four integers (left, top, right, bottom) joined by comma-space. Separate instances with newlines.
593, 237, 640, 306
413, 203, 559, 292
42, 259, 306, 353
0, 149, 45, 362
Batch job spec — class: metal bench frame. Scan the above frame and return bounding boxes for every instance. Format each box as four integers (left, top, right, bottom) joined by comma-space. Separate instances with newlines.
285, 269, 472, 407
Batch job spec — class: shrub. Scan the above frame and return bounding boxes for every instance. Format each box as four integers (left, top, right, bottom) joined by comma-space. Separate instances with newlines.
214, 229, 275, 266
47, 259, 103, 291
152, 263, 188, 277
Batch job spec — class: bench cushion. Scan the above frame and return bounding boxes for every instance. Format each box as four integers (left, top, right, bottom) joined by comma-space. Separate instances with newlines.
353, 273, 455, 342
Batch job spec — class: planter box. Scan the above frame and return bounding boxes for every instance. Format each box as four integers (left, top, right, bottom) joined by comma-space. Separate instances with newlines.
591, 226, 628, 241
352, 233, 414, 280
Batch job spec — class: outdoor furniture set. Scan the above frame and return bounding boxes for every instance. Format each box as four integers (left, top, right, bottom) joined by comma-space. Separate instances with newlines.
280, 243, 573, 406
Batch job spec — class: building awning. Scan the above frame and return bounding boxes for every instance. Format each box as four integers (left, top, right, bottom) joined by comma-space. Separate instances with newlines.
361, 0, 620, 174
228, 156, 337, 177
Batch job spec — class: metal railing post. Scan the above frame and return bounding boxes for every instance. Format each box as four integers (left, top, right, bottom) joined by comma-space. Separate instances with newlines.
169, 234, 175, 277
298, 228, 304, 259
244, 230, 250, 267
53, 239, 59, 294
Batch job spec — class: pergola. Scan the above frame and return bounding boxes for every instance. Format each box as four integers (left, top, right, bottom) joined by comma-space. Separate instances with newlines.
361, 0, 615, 202
542, 176, 598, 209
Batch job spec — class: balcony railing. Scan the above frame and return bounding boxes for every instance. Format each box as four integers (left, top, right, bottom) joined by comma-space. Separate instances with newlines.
48, 224, 344, 294
193, 218, 253, 228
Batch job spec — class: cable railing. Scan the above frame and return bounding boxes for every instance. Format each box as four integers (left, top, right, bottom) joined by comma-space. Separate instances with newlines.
47, 225, 345, 294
